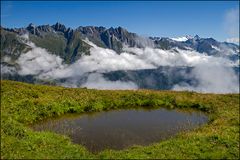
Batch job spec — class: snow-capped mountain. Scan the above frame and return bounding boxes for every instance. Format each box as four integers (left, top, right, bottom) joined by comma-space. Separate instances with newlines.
1, 23, 239, 93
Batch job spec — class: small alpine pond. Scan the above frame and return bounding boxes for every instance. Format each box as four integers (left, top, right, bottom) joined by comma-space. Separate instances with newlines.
32, 108, 208, 152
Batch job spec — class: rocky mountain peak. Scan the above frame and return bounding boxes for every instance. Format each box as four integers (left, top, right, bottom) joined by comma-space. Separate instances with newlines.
52, 22, 66, 32
27, 23, 35, 28
26, 23, 41, 35
193, 35, 200, 40
77, 26, 106, 37
37, 24, 53, 32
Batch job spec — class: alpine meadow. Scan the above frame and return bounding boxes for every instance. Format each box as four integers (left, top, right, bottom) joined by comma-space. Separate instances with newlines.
1, 1, 239, 159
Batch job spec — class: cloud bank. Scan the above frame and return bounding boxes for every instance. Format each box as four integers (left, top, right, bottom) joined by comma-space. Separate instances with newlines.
173, 63, 239, 93
224, 7, 239, 44
224, 7, 239, 36
226, 37, 239, 44
2, 36, 239, 93
81, 73, 138, 90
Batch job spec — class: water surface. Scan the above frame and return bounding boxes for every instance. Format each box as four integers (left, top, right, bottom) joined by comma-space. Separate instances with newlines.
32, 108, 208, 152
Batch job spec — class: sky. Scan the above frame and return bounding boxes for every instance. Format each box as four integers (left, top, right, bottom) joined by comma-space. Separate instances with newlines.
1, 1, 239, 43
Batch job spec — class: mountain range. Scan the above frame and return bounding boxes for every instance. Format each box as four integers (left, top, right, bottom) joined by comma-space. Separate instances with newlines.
1, 22, 239, 92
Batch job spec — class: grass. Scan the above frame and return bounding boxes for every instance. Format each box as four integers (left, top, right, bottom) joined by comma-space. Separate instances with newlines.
1, 80, 239, 159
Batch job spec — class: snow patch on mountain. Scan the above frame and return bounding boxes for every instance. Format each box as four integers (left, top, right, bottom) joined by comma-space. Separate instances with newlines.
170, 36, 192, 42
211, 45, 221, 51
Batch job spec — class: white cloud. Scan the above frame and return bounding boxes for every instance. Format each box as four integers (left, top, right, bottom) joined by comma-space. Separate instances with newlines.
1, 64, 16, 75
173, 63, 239, 93
20, 33, 29, 41
17, 45, 65, 78
226, 37, 239, 44
224, 7, 239, 37
80, 73, 138, 90
4, 38, 239, 93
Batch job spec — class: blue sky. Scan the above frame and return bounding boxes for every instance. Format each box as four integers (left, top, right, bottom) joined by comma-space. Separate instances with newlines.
1, 1, 239, 42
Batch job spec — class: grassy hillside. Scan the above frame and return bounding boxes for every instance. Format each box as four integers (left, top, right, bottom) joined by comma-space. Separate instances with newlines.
1, 80, 239, 159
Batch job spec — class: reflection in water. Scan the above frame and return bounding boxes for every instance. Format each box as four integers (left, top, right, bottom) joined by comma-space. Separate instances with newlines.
32, 108, 208, 152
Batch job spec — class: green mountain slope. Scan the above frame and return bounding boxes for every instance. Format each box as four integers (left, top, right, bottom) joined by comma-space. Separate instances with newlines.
1, 28, 31, 60
1, 27, 91, 64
